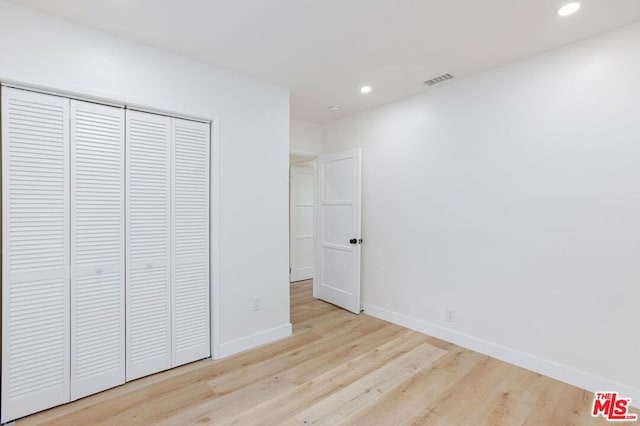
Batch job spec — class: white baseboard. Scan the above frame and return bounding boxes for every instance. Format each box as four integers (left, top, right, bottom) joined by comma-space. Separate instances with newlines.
217, 323, 292, 359
362, 302, 640, 409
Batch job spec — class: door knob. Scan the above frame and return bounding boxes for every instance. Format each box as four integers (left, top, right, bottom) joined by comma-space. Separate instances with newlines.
349, 238, 357, 244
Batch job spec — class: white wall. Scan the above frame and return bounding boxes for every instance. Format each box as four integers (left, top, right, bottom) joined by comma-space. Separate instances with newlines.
291, 119, 323, 154
324, 22, 640, 401
0, 0, 291, 357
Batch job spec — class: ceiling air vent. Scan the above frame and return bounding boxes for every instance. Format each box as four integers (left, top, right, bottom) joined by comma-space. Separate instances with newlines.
424, 73, 455, 87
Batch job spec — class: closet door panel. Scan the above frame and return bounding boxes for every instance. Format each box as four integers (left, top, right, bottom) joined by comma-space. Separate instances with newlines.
126, 110, 172, 381
172, 119, 210, 367
1, 88, 70, 423
70, 100, 125, 399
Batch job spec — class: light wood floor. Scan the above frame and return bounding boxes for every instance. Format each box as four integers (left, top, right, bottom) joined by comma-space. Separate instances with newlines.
17, 280, 628, 425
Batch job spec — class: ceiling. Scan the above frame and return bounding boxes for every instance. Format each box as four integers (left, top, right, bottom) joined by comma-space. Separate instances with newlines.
9, 0, 640, 123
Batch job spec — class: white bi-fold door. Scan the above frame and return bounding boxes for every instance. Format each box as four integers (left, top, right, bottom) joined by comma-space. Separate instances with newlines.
125, 110, 173, 380
2, 87, 211, 423
126, 110, 210, 381
1, 88, 71, 423
70, 100, 126, 399
171, 118, 211, 367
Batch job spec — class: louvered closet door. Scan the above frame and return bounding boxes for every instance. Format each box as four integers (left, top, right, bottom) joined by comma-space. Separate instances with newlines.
126, 110, 172, 381
70, 101, 125, 399
172, 119, 210, 367
1, 88, 70, 423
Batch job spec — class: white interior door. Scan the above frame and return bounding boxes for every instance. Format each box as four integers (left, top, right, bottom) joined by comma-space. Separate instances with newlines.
290, 165, 314, 282
70, 100, 125, 399
315, 149, 362, 314
125, 110, 172, 381
1, 87, 71, 422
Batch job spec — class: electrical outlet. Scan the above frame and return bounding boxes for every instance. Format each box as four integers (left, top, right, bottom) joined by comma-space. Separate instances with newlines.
252, 296, 262, 311
445, 308, 456, 323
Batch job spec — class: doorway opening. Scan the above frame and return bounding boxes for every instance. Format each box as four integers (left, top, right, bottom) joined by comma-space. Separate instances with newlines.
289, 148, 363, 316
289, 150, 319, 286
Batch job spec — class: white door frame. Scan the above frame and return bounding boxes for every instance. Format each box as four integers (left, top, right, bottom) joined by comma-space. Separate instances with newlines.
209, 118, 222, 359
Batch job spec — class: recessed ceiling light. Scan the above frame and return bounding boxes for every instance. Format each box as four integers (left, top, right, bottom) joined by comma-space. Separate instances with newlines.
558, 2, 581, 16
360, 86, 372, 94
328, 105, 341, 113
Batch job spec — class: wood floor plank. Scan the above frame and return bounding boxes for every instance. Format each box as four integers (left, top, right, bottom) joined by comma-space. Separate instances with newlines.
285, 343, 447, 425
225, 331, 430, 425
460, 368, 549, 426
347, 349, 487, 426
293, 308, 356, 335
406, 357, 526, 425
159, 323, 411, 425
